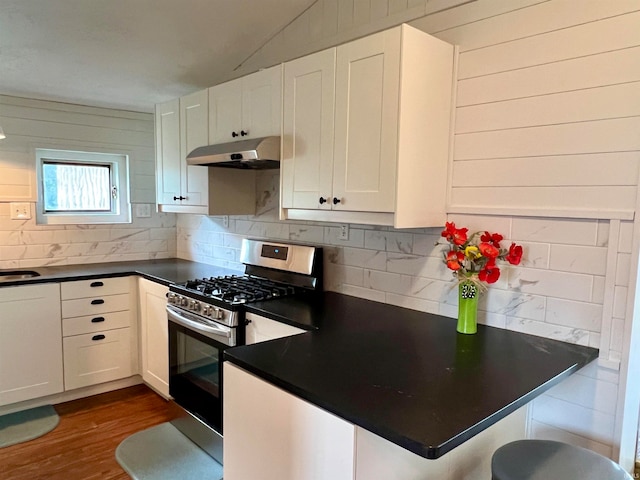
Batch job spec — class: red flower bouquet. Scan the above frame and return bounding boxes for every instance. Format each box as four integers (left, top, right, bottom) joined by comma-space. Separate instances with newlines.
441, 221, 523, 288
441, 222, 523, 334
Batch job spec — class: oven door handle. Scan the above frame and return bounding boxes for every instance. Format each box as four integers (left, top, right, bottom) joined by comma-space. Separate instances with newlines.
166, 305, 234, 342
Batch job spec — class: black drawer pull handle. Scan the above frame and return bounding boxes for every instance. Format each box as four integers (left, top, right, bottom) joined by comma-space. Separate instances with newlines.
91, 299, 105, 305
92, 334, 106, 341
90, 281, 104, 287
91, 317, 105, 323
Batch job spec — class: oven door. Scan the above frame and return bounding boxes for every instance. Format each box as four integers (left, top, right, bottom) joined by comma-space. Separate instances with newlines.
167, 304, 234, 434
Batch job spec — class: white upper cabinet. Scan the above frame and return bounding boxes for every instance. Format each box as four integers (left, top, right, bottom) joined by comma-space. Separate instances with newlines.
155, 87, 260, 215
179, 90, 209, 207
333, 27, 400, 214
281, 24, 455, 228
208, 80, 243, 144
155, 98, 181, 206
281, 48, 336, 210
209, 65, 282, 143
156, 89, 209, 213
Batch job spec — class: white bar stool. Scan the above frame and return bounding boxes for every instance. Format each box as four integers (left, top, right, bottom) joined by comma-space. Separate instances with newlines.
491, 440, 633, 480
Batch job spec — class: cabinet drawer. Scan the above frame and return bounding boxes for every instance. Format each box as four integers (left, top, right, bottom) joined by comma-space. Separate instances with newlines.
61, 277, 131, 300
62, 310, 132, 337
62, 293, 130, 318
63, 327, 133, 390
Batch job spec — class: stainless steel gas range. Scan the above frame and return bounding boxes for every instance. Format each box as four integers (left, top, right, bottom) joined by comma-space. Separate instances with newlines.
166, 238, 323, 465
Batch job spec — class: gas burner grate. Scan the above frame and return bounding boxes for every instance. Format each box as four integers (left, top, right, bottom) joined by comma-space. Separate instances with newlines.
181, 275, 297, 304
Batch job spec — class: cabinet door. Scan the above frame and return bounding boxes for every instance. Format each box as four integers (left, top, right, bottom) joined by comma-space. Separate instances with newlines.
333, 28, 400, 212
282, 49, 335, 210
180, 89, 209, 206
155, 98, 182, 205
0, 284, 64, 406
245, 312, 306, 345
209, 79, 243, 144
224, 363, 355, 480
138, 278, 170, 398
241, 65, 282, 140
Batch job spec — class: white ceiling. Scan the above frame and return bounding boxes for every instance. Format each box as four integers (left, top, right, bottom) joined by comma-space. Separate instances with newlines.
0, 0, 316, 113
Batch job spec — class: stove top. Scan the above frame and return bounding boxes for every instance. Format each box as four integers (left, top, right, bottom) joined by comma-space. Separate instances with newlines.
176, 274, 298, 305
169, 239, 322, 307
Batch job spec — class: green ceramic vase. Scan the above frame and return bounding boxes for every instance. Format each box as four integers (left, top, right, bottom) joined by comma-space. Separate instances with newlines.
457, 280, 478, 334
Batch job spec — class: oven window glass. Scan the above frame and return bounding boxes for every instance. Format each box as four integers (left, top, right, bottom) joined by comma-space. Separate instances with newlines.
175, 331, 220, 397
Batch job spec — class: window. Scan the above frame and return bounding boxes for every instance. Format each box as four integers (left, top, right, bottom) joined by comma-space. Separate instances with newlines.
36, 148, 131, 224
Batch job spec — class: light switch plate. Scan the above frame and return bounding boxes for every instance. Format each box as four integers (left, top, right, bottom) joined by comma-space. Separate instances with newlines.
339, 224, 349, 241
10, 202, 31, 220
135, 204, 152, 218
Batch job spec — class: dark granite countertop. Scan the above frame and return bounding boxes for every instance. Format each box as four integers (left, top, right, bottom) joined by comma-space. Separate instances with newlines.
228, 292, 599, 459
1, 259, 599, 459
0, 259, 239, 287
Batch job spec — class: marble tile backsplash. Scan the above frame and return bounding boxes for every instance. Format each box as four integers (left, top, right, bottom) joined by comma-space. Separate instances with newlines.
0, 203, 176, 268
177, 172, 621, 352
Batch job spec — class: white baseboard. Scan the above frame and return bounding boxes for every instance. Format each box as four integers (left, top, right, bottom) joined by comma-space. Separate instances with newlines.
0, 375, 144, 416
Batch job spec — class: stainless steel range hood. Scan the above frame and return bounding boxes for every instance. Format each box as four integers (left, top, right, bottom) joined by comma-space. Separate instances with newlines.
186, 136, 280, 169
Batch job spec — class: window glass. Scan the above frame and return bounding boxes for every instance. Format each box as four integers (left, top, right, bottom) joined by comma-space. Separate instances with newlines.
42, 162, 111, 212
35, 148, 131, 225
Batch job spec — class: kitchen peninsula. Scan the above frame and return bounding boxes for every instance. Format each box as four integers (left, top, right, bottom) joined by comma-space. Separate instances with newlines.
225, 292, 598, 480
0, 260, 598, 479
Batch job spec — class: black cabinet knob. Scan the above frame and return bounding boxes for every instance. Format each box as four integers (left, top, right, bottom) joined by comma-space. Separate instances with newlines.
333, 197, 341, 205
240, 130, 248, 136
232, 131, 239, 137
319, 197, 327, 204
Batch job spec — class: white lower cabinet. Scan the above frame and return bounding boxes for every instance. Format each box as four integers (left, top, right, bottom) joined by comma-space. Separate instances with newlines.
61, 277, 137, 391
245, 312, 306, 344
63, 328, 132, 390
0, 284, 64, 406
224, 362, 356, 480
224, 363, 529, 480
137, 277, 170, 398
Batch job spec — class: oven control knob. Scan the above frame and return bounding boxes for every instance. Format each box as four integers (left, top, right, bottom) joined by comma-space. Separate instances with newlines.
180, 296, 188, 307
202, 305, 211, 316
212, 308, 224, 320
192, 301, 201, 312
167, 293, 176, 304
188, 299, 196, 310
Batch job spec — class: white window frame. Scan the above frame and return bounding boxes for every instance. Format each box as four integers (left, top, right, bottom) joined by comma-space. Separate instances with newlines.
35, 148, 131, 225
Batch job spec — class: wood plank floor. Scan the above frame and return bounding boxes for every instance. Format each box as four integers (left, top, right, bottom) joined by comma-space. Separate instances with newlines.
0, 385, 181, 480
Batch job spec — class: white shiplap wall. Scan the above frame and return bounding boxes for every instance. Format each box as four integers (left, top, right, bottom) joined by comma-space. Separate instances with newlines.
176, 0, 640, 468
0, 95, 176, 267
439, 2, 640, 220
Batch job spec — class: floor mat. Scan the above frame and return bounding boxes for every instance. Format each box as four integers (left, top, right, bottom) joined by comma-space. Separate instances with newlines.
116, 422, 223, 480
0, 404, 59, 448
